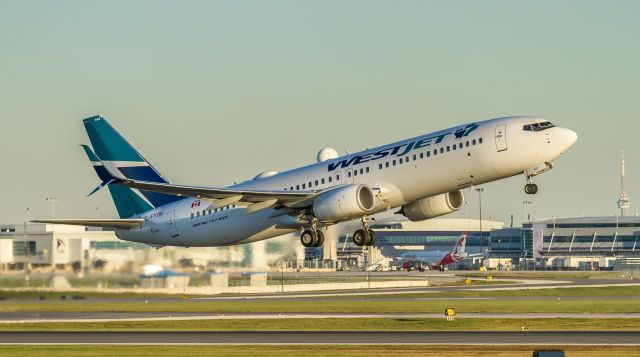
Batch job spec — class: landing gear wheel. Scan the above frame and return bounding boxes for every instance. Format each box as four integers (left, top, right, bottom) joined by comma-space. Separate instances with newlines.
300, 230, 315, 247
353, 229, 367, 246
313, 231, 324, 247
524, 183, 538, 195
365, 229, 376, 246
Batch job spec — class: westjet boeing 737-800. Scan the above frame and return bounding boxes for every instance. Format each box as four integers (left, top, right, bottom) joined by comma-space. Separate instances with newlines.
35, 115, 576, 248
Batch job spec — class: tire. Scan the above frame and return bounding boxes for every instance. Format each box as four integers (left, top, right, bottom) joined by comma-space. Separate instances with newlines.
353, 229, 367, 246
366, 229, 376, 246
525, 184, 538, 195
300, 230, 315, 247
314, 231, 325, 247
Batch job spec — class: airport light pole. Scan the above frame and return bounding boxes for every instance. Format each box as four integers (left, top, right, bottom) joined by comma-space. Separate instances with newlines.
23, 208, 29, 273
46, 197, 60, 219
497, 239, 502, 270
522, 201, 532, 223
475, 188, 484, 255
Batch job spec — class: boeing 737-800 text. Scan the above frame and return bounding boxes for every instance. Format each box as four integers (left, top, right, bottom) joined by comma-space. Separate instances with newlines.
35, 116, 577, 248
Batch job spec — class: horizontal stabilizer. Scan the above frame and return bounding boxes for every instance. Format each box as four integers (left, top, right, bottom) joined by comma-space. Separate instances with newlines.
32, 219, 144, 229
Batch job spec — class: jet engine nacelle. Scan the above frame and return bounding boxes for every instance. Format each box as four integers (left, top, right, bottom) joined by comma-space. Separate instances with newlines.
401, 190, 464, 222
313, 184, 376, 222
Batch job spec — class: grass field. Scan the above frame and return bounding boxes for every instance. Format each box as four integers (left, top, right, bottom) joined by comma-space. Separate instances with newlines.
367, 285, 640, 299
1, 345, 639, 357
2, 318, 639, 332
457, 271, 629, 279
2, 284, 640, 301
0, 298, 638, 314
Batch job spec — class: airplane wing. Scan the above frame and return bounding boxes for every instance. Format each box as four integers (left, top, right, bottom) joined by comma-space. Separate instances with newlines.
32, 219, 144, 229
93, 160, 321, 211
113, 179, 317, 208
465, 253, 484, 257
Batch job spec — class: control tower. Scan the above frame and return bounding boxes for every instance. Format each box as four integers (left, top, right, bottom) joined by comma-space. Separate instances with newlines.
618, 151, 630, 216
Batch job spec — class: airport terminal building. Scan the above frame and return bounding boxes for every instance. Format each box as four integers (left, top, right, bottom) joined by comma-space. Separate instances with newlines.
0, 223, 302, 272
524, 216, 640, 269
331, 216, 640, 271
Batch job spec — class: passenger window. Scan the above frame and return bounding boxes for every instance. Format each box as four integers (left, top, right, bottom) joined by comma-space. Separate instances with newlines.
413, 154, 416, 161
296, 185, 300, 190
308, 182, 312, 187
197, 211, 200, 217
393, 160, 396, 166
472, 139, 476, 145
321, 178, 325, 184
365, 167, 369, 173
359, 168, 363, 174
459, 143, 463, 149
191, 213, 194, 219
466, 141, 469, 147
385, 162, 390, 168
315, 180, 318, 186
440, 148, 444, 154
426, 151, 430, 157
399, 158, 403, 164
433, 149, 437, 156
420, 153, 424, 159
447, 146, 450, 152
328, 177, 332, 183
348, 171, 352, 177
452, 145, 456, 151
290, 186, 293, 190
302, 183, 306, 189
336, 175, 340, 180
379, 163, 383, 169
479, 137, 483, 144
354, 170, 358, 176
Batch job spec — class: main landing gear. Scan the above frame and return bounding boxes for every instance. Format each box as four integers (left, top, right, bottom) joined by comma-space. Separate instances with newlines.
352, 216, 376, 247
300, 218, 324, 247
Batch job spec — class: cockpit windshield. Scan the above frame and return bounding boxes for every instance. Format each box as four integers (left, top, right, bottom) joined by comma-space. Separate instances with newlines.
523, 121, 555, 132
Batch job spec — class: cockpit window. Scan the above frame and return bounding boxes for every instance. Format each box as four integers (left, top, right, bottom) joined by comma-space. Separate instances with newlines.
523, 121, 555, 132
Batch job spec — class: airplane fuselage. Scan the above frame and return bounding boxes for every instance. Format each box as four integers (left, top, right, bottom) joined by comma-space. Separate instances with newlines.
117, 116, 576, 247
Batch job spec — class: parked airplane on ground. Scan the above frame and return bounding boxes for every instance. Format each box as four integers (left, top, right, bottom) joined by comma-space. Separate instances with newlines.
35, 115, 576, 248
400, 234, 475, 271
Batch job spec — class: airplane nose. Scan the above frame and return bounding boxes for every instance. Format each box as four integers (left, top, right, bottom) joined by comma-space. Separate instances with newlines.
559, 127, 578, 151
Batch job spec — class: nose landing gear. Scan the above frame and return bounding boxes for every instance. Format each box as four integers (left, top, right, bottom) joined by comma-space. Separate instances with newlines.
523, 163, 552, 195
524, 183, 538, 195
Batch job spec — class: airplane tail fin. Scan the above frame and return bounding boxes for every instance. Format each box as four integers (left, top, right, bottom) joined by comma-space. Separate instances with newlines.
81, 115, 182, 218
452, 234, 466, 256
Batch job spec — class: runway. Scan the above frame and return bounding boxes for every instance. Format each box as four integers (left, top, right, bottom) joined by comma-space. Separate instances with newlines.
2, 312, 639, 323
1, 331, 638, 345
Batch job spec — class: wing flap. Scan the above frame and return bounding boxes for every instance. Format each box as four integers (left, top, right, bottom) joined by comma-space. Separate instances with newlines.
32, 219, 144, 229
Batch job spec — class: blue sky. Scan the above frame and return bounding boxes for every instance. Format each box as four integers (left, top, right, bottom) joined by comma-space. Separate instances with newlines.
1, 1, 639, 224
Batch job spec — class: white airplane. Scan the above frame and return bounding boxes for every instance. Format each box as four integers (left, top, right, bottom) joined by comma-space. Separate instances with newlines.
35, 115, 576, 249
400, 234, 475, 271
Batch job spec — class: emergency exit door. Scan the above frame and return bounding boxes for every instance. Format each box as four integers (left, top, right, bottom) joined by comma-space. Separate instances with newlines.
167, 210, 179, 238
